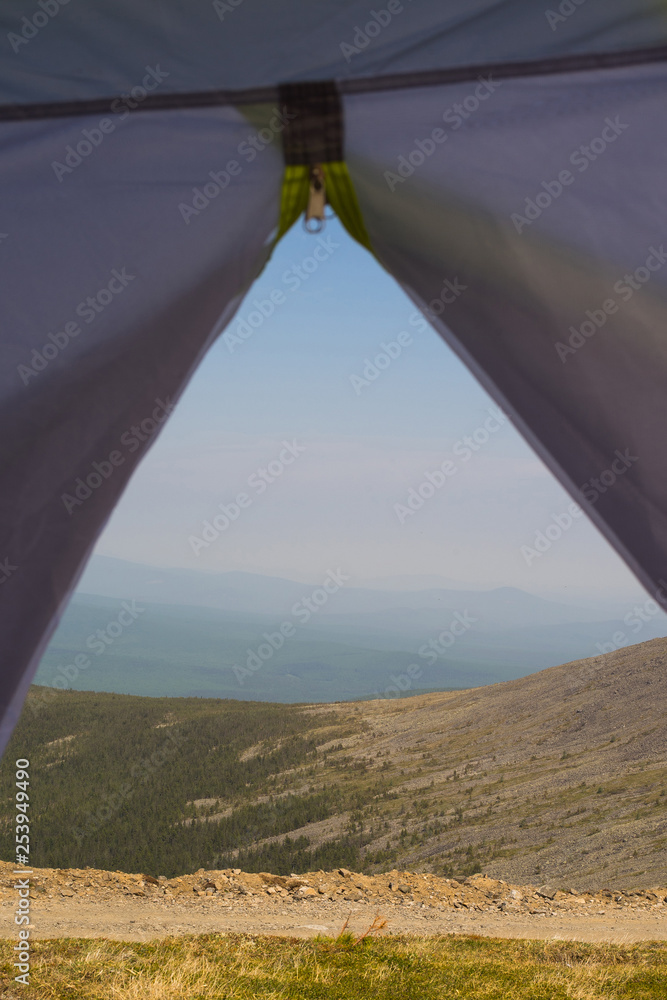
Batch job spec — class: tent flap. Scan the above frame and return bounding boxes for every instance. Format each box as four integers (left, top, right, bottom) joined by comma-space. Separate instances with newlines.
2, 2, 667, 752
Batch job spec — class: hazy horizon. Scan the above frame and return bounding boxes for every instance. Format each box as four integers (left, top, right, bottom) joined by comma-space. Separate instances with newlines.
88, 218, 653, 609
78, 552, 652, 613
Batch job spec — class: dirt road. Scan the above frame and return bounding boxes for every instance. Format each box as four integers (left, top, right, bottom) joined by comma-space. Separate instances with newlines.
2, 862, 665, 944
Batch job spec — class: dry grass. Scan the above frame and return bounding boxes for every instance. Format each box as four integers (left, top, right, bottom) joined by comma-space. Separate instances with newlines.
0, 934, 664, 999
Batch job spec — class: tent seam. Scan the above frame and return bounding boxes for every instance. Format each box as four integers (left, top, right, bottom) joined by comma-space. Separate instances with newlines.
2, 44, 666, 121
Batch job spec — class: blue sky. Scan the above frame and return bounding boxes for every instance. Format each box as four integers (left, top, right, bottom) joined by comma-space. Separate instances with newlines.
92, 216, 649, 605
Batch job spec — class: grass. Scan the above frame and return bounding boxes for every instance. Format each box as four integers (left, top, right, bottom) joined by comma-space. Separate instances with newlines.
1, 934, 665, 999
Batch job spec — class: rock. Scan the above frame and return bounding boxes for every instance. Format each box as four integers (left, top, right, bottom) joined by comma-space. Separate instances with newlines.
259, 873, 288, 891
537, 885, 558, 900
342, 888, 363, 901
286, 878, 309, 890
4, 859, 666, 933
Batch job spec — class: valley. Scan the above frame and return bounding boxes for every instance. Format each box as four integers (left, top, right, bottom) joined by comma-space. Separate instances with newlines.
4, 638, 666, 889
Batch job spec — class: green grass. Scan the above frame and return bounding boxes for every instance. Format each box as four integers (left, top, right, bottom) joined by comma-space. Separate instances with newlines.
1, 934, 665, 999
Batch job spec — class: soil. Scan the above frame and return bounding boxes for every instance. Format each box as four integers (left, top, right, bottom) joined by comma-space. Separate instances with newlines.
2, 861, 665, 943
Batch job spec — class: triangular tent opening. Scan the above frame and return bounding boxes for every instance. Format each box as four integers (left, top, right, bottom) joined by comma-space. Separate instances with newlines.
30, 216, 659, 709
2, 2, 667, 751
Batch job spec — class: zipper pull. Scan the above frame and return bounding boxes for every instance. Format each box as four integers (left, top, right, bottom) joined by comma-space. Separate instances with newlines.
304, 165, 326, 233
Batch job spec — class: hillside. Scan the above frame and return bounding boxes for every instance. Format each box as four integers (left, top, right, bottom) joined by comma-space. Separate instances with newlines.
2, 638, 666, 889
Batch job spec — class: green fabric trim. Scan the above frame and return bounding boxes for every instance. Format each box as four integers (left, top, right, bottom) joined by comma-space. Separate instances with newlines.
274, 162, 374, 254
276, 165, 311, 241
323, 162, 373, 254
235, 105, 373, 256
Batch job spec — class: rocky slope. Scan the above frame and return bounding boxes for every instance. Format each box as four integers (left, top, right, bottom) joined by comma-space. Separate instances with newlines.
3, 637, 666, 889
250, 636, 666, 888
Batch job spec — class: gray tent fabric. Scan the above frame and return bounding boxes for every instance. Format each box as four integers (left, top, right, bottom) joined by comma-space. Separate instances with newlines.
1, 2, 667, 753
344, 59, 667, 606
1, 1, 665, 101
0, 104, 284, 749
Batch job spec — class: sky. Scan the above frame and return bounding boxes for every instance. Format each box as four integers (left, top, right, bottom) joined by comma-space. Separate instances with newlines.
91, 216, 650, 605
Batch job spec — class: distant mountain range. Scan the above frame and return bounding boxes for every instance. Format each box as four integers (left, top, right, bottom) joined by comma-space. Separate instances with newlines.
30, 556, 667, 702
76, 556, 635, 626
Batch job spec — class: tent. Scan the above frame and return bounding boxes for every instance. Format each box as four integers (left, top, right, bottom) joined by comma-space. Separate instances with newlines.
2, 1, 667, 753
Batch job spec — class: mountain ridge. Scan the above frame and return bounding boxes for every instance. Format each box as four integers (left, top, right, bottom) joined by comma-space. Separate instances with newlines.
78, 555, 635, 625
7, 636, 667, 890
